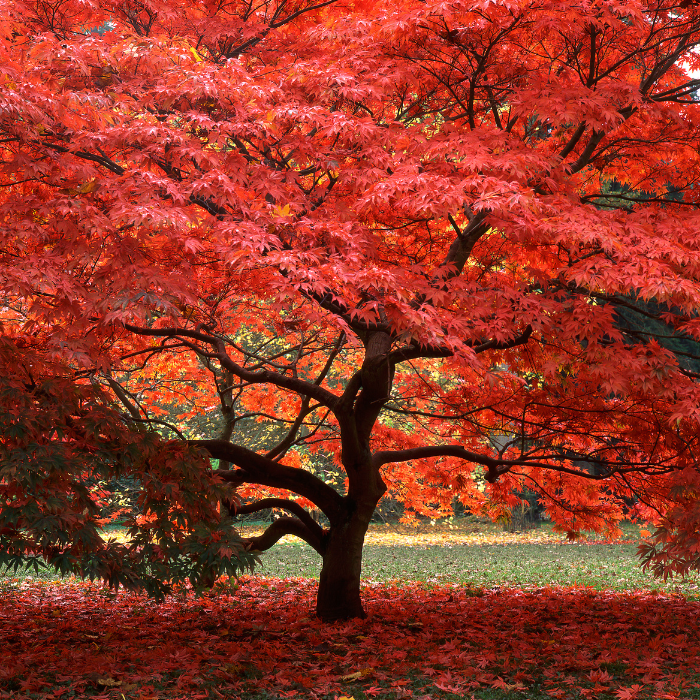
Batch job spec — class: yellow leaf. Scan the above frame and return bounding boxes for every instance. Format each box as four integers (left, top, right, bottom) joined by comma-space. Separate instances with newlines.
340, 668, 374, 682
190, 46, 202, 62
96, 678, 122, 687
79, 179, 99, 194
338, 696, 356, 700
275, 203, 291, 217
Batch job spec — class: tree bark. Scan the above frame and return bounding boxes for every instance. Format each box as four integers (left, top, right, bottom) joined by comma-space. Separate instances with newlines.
316, 505, 374, 620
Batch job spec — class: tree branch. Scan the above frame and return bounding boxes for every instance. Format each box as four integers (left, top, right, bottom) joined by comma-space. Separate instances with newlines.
105, 375, 142, 420
372, 444, 510, 483
241, 516, 325, 555
372, 444, 678, 483
388, 325, 533, 364
123, 323, 340, 411
200, 440, 344, 523
234, 498, 325, 550
471, 324, 533, 353
265, 399, 314, 461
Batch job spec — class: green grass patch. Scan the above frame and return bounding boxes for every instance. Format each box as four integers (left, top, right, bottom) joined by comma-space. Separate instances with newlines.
255, 539, 700, 597
3, 520, 699, 598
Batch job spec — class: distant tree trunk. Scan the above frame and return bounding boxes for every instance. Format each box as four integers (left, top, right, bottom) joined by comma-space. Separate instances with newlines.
316, 502, 375, 620
506, 502, 530, 532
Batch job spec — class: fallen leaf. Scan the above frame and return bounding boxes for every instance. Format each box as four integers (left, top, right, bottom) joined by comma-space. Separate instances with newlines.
340, 668, 374, 682
96, 678, 122, 687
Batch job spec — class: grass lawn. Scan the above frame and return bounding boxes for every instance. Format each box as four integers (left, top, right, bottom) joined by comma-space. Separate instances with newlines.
240, 519, 700, 597
1, 519, 700, 700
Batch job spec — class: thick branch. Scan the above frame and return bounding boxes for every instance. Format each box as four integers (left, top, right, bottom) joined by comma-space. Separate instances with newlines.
337, 371, 364, 412
234, 498, 325, 550
442, 217, 490, 278
388, 325, 533, 364
43, 142, 126, 175
471, 324, 533, 354
353, 331, 394, 447
200, 439, 344, 523
242, 516, 324, 555
105, 376, 141, 420
558, 122, 587, 161
567, 129, 605, 174
389, 344, 454, 364
372, 444, 624, 483
372, 444, 509, 482
300, 287, 390, 334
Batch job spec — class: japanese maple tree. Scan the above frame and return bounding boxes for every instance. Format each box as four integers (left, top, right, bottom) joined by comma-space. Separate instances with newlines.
4, 0, 700, 619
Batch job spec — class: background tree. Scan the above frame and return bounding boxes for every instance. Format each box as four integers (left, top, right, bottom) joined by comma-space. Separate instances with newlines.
4, 0, 700, 619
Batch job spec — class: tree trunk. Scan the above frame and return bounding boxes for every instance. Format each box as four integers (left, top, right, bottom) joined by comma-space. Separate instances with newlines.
316, 508, 372, 620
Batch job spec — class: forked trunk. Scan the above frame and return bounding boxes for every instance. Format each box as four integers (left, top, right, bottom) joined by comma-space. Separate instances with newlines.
316, 510, 372, 620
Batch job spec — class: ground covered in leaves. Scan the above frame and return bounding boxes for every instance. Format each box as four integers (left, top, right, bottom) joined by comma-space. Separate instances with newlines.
1, 576, 699, 700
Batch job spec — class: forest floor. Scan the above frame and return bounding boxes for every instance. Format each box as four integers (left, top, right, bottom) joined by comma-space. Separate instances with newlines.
1, 519, 699, 700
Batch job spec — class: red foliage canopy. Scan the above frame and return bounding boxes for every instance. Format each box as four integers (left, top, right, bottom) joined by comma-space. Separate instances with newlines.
3, 0, 700, 617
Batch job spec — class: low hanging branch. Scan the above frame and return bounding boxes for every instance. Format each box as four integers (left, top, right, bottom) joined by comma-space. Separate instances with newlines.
232, 497, 326, 554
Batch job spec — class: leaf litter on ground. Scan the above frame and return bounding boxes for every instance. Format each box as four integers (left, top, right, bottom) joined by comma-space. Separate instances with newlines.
1, 576, 699, 699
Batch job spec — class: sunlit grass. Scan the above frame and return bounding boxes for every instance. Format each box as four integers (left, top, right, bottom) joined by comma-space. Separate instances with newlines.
258, 540, 700, 596
246, 519, 700, 597
3, 518, 698, 598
